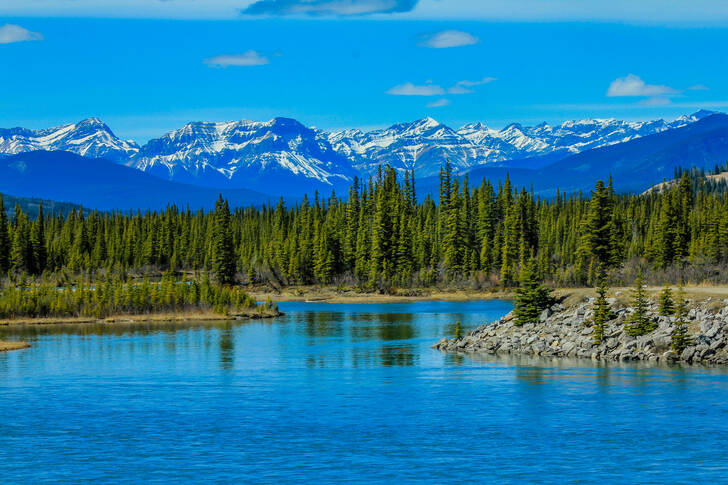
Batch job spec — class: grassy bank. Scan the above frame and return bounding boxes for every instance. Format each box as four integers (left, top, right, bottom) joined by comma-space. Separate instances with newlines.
246, 285, 515, 303
0, 340, 30, 352
247, 284, 728, 305
0, 306, 282, 327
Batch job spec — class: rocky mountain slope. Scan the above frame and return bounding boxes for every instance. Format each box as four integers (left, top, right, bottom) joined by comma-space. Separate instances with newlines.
0, 117, 138, 162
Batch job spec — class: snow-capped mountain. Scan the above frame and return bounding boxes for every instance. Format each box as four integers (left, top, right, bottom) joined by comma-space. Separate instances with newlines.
0, 111, 718, 195
325, 117, 516, 177
324, 112, 711, 178
0, 118, 139, 162
131, 117, 358, 194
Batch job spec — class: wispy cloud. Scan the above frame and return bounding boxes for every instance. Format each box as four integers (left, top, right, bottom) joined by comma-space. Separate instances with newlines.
688, 84, 709, 91
427, 98, 450, 108
638, 96, 672, 106
204, 51, 270, 67
387, 82, 445, 96
606, 74, 678, 97
242, 0, 418, 16
0, 24, 43, 44
420, 30, 478, 48
448, 76, 496, 94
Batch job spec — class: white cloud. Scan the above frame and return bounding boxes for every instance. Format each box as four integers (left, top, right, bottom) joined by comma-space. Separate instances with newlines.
448, 76, 496, 94
606, 74, 678, 97
427, 98, 450, 107
421, 30, 478, 48
204, 50, 270, 67
688, 84, 709, 91
387, 82, 445, 96
0, 24, 43, 44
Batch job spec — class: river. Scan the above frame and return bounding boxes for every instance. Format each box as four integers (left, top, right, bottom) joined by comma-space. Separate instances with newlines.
2, 300, 727, 483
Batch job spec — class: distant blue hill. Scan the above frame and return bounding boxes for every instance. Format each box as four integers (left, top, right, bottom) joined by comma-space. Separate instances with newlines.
536, 112, 728, 193
416, 113, 728, 198
0, 151, 279, 211
0, 192, 87, 219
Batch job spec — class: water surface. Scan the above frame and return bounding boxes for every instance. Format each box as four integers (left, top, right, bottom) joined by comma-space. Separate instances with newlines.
1, 300, 727, 483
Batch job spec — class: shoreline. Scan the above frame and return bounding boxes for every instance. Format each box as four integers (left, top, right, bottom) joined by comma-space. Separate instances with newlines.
247, 286, 514, 303
247, 284, 728, 304
0, 309, 282, 328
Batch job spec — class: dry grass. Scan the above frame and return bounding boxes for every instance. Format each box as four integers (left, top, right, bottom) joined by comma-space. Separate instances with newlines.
0, 308, 280, 327
0, 340, 30, 352
556, 286, 728, 308
247, 285, 514, 303
249, 284, 728, 306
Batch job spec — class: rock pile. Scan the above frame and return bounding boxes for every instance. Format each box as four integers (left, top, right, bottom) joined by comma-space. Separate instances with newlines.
434, 297, 728, 365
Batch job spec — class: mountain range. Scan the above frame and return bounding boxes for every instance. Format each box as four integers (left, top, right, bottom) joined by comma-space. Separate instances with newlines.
0, 110, 726, 209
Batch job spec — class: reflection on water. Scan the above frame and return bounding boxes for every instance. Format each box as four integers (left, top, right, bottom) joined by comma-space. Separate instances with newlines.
3, 299, 728, 483
219, 324, 235, 371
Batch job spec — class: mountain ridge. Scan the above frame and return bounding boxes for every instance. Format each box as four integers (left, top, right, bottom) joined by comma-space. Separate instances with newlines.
0, 111, 716, 189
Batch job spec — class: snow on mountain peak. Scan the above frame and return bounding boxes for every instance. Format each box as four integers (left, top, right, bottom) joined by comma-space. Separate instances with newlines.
0, 111, 714, 192
0, 118, 138, 162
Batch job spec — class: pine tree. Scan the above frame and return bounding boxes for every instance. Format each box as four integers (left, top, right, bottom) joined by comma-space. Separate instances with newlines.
591, 266, 612, 345
625, 274, 655, 336
31, 204, 47, 274
658, 285, 675, 316
513, 256, 553, 326
212, 195, 236, 285
578, 180, 615, 280
0, 195, 9, 273
454, 320, 463, 339
671, 284, 690, 355
10, 206, 32, 274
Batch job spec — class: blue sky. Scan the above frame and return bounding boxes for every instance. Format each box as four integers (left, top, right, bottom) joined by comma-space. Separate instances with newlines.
1, 0, 727, 141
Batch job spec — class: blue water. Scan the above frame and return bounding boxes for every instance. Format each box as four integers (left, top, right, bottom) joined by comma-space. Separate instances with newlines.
2, 300, 728, 483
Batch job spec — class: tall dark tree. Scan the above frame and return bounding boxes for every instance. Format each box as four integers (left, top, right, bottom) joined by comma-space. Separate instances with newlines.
579, 180, 615, 280
0, 195, 9, 273
212, 195, 236, 285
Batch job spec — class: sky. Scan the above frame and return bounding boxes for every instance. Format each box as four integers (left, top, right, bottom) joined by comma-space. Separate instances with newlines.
1, 0, 727, 142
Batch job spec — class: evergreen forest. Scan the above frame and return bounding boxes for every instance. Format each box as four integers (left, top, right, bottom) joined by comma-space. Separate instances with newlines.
2, 163, 728, 299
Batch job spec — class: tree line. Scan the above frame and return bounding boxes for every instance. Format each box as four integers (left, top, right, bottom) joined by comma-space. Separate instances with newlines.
1, 163, 728, 289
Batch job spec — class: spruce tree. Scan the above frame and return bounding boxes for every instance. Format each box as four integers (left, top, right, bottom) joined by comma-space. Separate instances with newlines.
658, 285, 675, 316
591, 267, 612, 345
578, 179, 615, 280
513, 257, 553, 326
671, 283, 690, 355
0, 195, 9, 273
212, 195, 236, 285
31, 204, 47, 274
454, 320, 463, 339
625, 274, 655, 336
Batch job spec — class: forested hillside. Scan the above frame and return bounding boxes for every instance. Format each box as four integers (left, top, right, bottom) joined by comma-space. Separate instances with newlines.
2, 163, 728, 289
1, 193, 86, 219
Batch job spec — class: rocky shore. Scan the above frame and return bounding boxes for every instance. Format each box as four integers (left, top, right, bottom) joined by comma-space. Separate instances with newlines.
434, 296, 728, 365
